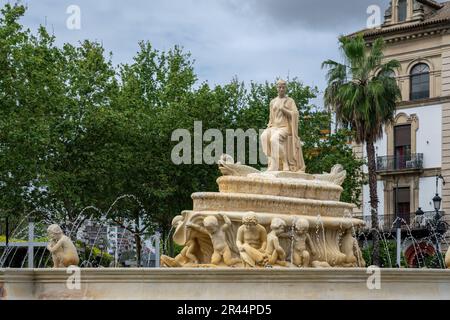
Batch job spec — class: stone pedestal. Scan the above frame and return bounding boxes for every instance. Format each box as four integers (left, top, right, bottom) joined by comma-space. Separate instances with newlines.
2, 268, 450, 300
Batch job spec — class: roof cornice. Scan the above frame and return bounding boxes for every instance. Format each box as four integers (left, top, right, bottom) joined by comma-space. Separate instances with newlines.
417, 0, 445, 10
348, 19, 450, 42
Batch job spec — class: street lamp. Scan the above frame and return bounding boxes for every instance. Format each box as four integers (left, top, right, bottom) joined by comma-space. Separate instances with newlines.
395, 177, 401, 268
431, 174, 444, 268
415, 207, 424, 216
433, 194, 442, 219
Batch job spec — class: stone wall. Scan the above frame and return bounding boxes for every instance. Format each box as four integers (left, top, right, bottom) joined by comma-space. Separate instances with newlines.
441, 38, 450, 226
2, 268, 450, 300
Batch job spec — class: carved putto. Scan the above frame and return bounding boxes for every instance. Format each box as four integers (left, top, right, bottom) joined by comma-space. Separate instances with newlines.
236, 213, 269, 268
266, 218, 288, 267
292, 218, 316, 267
187, 214, 240, 266
46, 224, 79, 268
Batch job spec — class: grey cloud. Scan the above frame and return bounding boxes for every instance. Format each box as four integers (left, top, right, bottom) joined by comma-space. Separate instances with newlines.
223, 0, 391, 32
5, 0, 394, 108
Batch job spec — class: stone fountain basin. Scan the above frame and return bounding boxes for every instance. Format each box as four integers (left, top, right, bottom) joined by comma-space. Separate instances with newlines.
192, 192, 355, 217
217, 175, 343, 201
172, 210, 365, 266
2, 268, 450, 300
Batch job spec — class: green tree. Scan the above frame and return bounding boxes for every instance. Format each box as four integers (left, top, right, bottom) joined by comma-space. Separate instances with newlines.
107, 42, 200, 263
0, 3, 119, 231
0, 4, 366, 266
322, 34, 401, 266
40, 40, 118, 227
0, 4, 63, 223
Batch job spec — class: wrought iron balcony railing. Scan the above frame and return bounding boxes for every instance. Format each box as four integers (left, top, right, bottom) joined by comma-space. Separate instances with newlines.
354, 211, 444, 232
376, 153, 423, 172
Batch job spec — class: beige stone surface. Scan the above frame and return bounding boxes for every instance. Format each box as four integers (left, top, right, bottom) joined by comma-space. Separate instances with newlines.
236, 213, 269, 267
170, 156, 363, 268
191, 192, 355, 217
442, 101, 450, 224
47, 224, 79, 268
446, 246, 450, 268
261, 80, 305, 172
165, 78, 362, 269
217, 173, 344, 201
2, 268, 450, 300
171, 210, 364, 268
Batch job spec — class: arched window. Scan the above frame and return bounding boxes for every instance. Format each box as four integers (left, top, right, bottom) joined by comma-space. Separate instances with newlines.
398, 0, 407, 22
379, 69, 396, 78
410, 63, 430, 100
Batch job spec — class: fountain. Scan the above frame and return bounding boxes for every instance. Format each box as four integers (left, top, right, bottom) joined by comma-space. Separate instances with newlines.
160, 79, 364, 269
160, 157, 364, 269
2, 80, 450, 300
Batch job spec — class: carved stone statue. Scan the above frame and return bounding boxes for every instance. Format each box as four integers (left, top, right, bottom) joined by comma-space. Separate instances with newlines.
266, 218, 287, 266
292, 218, 316, 267
314, 164, 347, 186
445, 246, 450, 269
218, 154, 261, 177
46, 224, 79, 268
161, 239, 199, 267
340, 228, 366, 267
261, 79, 305, 172
186, 214, 240, 266
236, 212, 269, 267
161, 216, 200, 267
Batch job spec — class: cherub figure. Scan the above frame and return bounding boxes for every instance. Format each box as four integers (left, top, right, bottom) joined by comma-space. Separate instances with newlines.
340, 228, 366, 267
292, 218, 316, 267
236, 212, 269, 268
160, 239, 199, 267
46, 224, 79, 268
161, 216, 199, 267
186, 214, 240, 266
265, 218, 288, 266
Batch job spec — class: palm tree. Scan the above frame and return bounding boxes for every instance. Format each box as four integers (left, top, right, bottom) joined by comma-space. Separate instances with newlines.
322, 34, 401, 266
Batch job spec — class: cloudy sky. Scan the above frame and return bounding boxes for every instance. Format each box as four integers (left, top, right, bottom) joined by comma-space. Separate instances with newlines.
7, 0, 390, 106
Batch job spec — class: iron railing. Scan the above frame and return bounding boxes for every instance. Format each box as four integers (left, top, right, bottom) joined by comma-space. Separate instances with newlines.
354, 211, 444, 232
376, 153, 423, 172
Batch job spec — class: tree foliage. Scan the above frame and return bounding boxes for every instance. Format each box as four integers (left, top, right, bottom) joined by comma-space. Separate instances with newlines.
0, 4, 364, 262
322, 34, 401, 266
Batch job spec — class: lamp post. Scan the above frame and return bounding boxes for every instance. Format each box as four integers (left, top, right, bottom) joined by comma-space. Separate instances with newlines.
432, 192, 444, 268
395, 178, 401, 268
431, 174, 444, 268
27, 215, 35, 269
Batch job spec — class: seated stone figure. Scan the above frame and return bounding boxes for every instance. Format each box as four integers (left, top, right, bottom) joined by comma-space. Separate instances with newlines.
46, 224, 79, 268
236, 212, 269, 268
292, 218, 316, 267
260, 79, 305, 172
161, 239, 199, 267
340, 228, 366, 267
446, 246, 450, 269
266, 218, 288, 266
186, 214, 240, 266
161, 216, 199, 267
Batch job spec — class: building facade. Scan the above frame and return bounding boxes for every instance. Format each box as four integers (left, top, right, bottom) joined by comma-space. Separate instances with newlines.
352, 0, 450, 264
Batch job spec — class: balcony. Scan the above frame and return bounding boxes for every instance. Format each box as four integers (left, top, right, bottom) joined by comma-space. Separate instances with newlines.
376, 153, 423, 173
